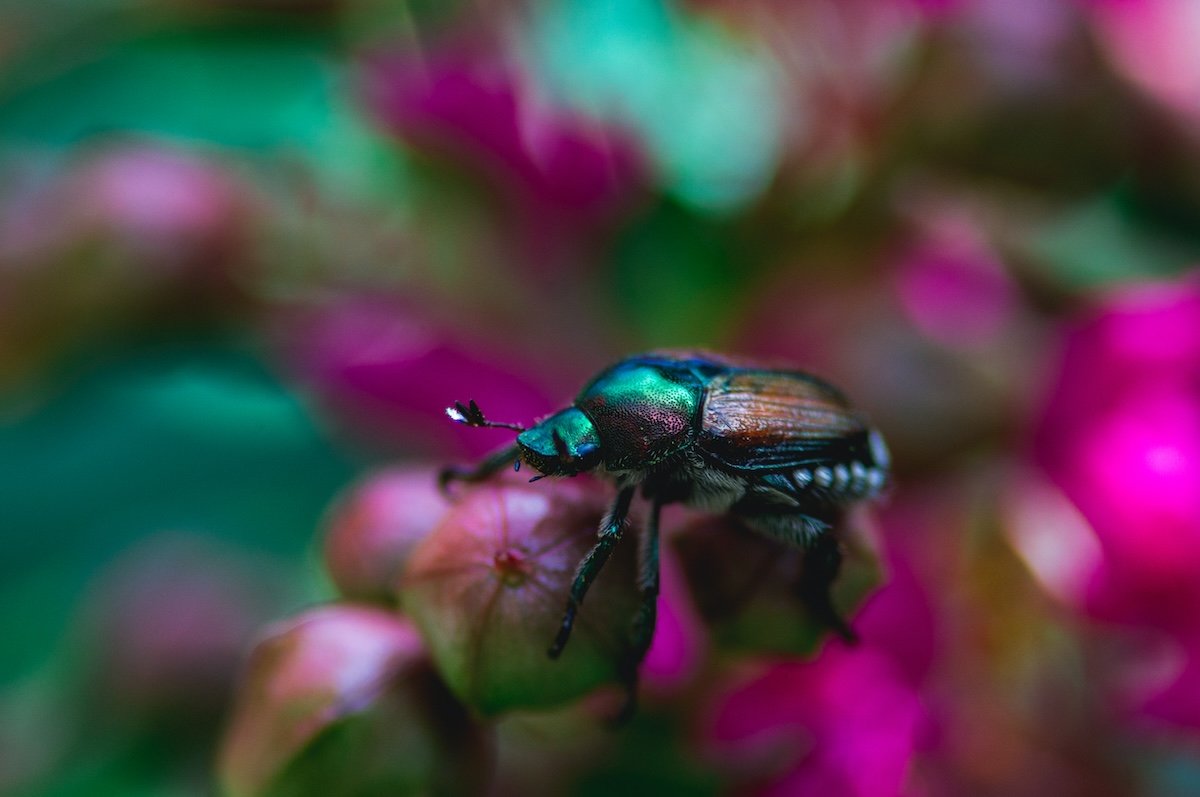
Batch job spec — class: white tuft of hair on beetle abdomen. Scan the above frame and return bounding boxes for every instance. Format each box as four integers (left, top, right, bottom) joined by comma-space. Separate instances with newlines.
745, 512, 829, 547
681, 457, 747, 512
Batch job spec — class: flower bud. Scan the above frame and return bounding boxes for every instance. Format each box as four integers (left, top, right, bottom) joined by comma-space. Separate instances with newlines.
218, 605, 490, 797
81, 533, 286, 730
322, 466, 449, 604
672, 507, 883, 655
400, 481, 639, 715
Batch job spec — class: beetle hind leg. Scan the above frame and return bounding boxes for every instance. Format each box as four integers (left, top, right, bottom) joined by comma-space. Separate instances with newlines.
796, 529, 858, 644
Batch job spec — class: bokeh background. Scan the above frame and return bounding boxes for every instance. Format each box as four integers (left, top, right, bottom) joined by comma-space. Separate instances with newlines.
2, 0, 1200, 794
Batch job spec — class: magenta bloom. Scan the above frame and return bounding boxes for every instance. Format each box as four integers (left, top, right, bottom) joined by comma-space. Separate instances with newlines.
1028, 276, 1200, 727
364, 40, 645, 276
892, 216, 1019, 350
274, 295, 556, 457
367, 43, 642, 215
1034, 278, 1200, 631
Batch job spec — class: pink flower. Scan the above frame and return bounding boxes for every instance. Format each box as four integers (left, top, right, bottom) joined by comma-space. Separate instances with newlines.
1134, 634, 1200, 731
704, 548, 936, 796
892, 212, 1019, 350
322, 465, 450, 604
364, 39, 645, 277
81, 533, 287, 724
219, 605, 491, 796
0, 144, 252, 377
950, 0, 1079, 90
273, 295, 556, 457
1089, 0, 1200, 127
1033, 278, 1200, 632
1026, 276, 1200, 729
1, 144, 247, 271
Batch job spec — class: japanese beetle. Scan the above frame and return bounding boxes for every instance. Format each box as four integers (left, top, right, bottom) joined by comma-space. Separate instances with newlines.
441, 351, 890, 707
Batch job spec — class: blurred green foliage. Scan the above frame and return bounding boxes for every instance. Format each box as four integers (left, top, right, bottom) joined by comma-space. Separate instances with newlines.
0, 341, 354, 683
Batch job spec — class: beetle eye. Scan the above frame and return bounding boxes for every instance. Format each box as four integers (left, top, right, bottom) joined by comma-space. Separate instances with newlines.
576, 442, 599, 461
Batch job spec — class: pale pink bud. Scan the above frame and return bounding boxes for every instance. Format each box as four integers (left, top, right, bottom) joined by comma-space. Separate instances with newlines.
400, 481, 639, 715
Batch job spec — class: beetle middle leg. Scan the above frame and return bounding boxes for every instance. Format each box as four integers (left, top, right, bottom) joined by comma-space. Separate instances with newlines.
614, 496, 663, 720
548, 485, 636, 658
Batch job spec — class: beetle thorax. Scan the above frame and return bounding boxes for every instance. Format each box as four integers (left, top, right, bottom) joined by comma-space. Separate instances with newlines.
574, 362, 704, 470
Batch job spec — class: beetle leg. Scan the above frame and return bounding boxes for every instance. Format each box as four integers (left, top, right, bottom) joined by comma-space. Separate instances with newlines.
614, 496, 663, 722
437, 443, 521, 492
796, 529, 858, 644
548, 485, 636, 659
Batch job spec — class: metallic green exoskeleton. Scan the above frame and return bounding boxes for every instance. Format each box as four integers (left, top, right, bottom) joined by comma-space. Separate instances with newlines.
441, 351, 890, 713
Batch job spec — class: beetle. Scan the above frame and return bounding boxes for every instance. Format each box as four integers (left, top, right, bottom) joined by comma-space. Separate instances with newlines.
440, 350, 890, 703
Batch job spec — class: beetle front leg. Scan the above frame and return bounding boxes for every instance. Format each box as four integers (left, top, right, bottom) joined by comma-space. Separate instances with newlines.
548, 485, 636, 659
438, 443, 521, 491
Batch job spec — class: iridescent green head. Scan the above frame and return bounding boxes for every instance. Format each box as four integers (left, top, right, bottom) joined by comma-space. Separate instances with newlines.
517, 408, 602, 476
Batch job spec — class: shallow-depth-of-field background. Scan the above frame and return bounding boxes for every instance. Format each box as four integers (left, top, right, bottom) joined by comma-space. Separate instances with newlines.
3, 1, 1200, 795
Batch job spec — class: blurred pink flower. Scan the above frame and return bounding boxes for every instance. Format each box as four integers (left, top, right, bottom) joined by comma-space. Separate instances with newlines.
1027, 276, 1200, 728
274, 295, 556, 457
364, 40, 646, 276
892, 213, 1019, 349
738, 262, 1026, 475
951, 0, 1079, 91
79, 147, 241, 245
219, 604, 490, 796
1133, 634, 1200, 731
0, 144, 253, 386
0, 144, 250, 283
907, 0, 961, 17
82, 533, 287, 724
1037, 279, 1200, 428
704, 548, 936, 796
322, 465, 450, 604
1088, 0, 1200, 128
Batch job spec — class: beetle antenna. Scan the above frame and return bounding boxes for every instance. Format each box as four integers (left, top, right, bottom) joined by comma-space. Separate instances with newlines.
445, 399, 527, 432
